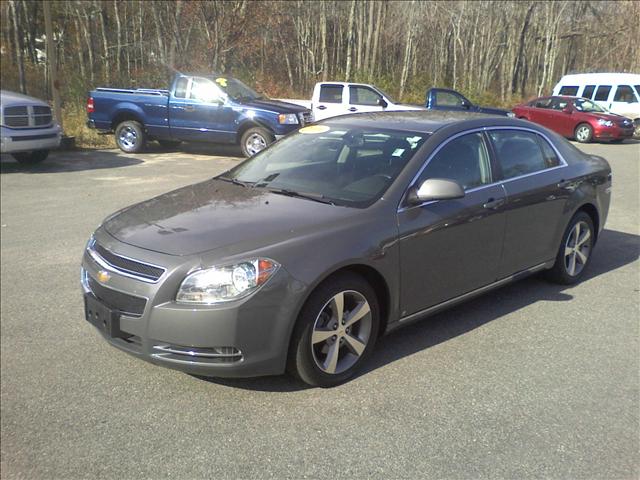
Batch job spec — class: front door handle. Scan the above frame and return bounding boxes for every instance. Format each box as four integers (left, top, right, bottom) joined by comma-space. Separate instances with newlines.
349, 107, 357, 112
483, 197, 505, 210
184, 105, 196, 112
317, 105, 327, 110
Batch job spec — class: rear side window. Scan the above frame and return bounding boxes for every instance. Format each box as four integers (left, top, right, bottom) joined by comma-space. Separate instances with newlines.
549, 98, 569, 110
489, 130, 555, 179
613, 85, 638, 103
594, 85, 612, 101
349, 86, 382, 106
532, 98, 552, 108
174, 77, 189, 98
581, 85, 595, 99
419, 132, 492, 190
559, 86, 579, 96
319, 85, 344, 103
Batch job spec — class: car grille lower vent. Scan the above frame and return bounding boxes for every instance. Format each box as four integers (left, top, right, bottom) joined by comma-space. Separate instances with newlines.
92, 242, 165, 282
87, 276, 147, 317
151, 345, 243, 364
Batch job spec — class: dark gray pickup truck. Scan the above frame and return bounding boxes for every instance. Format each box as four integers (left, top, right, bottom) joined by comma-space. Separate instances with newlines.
425, 88, 513, 116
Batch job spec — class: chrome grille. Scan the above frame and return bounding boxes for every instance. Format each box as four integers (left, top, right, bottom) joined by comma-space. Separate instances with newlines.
87, 240, 166, 282
2, 104, 53, 128
300, 111, 313, 125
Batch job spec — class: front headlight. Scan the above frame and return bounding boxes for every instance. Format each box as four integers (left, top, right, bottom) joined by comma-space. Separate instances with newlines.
176, 258, 279, 304
597, 119, 613, 127
278, 113, 299, 125
506, 112, 516, 118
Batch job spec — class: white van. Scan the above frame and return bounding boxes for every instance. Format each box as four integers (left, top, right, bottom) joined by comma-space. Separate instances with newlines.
552, 73, 640, 136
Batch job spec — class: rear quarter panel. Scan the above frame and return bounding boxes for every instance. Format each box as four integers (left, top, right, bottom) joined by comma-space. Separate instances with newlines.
90, 91, 169, 136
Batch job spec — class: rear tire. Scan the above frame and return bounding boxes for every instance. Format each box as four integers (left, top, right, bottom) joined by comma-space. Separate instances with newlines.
240, 126, 273, 157
574, 123, 593, 143
115, 120, 146, 153
287, 273, 380, 387
545, 211, 594, 285
12, 150, 49, 164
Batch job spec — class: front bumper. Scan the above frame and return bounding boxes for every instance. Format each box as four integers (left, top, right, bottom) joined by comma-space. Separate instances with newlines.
80, 229, 306, 378
0, 125, 62, 153
593, 124, 634, 141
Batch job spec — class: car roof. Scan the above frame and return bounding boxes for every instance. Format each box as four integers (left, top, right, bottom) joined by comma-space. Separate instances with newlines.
557, 72, 640, 84
320, 110, 517, 134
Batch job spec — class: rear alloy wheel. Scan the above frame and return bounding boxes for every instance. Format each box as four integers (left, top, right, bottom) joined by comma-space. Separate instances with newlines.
634, 120, 640, 139
288, 274, 379, 387
12, 150, 49, 165
240, 127, 273, 157
115, 120, 146, 153
546, 211, 594, 285
574, 123, 593, 143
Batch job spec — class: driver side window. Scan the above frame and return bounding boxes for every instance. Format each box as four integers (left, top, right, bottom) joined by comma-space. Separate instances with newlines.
418, 133, 492, 190
435, 91, 464, 107
189, 77, 222, 103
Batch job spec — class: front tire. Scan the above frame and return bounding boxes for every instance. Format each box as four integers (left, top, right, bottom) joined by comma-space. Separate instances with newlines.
546, 211, 594, 285
115, 120, 146, 153
287, 273, 380, 387
12, 150, 48, 164
574, 123, 593, 143
240, 127, 273, 157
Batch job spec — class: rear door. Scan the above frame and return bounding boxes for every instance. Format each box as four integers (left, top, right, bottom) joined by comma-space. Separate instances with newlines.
546, 97, 575, 137
487, 129, 569, 278
397, 131, 506, 316
313, 84, 348, 120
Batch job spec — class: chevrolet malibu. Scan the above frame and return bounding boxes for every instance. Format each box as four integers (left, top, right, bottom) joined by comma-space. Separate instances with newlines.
81, 112, 611, 387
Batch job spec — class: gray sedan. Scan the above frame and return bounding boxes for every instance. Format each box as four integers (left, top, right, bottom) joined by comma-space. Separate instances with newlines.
81, 112, 611, 387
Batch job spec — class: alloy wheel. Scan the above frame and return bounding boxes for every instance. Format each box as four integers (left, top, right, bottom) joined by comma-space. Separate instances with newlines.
118, 126, 138, 149
564, 220, 592, 276
576, 125, 591, 143
245, 133, 267, 156
311, 290, 372, 375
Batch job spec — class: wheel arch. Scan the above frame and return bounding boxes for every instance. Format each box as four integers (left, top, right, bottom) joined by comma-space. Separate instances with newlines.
236, 120, 275, 145
111, 109, 145, 130
575, 202, 600, 245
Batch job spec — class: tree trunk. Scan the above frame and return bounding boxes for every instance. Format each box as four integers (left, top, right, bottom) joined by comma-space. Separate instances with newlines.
9, 0, 27, 94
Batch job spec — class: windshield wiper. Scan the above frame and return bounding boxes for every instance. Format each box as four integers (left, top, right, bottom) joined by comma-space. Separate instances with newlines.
267, 188, 335, 205
216, 176, 253, 187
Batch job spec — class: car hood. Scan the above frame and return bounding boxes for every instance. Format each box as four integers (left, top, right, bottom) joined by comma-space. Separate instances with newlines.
102, 179, 354, 256
590, 112, 628, 122
239, 98, 309, 114
0, 89, 50, 108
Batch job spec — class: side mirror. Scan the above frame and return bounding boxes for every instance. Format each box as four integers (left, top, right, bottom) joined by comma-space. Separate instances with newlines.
461, 100, 471, 109
377, 98, 388, 108
407, 178, 465, 205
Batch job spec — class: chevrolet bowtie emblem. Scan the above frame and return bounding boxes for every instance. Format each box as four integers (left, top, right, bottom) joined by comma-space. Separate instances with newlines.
96, 270, 111, 283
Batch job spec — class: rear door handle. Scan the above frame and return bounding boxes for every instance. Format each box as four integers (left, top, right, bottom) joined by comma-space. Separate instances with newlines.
483, 197, 505, 210
317, 105, 327, 110
348, 107, 357, 112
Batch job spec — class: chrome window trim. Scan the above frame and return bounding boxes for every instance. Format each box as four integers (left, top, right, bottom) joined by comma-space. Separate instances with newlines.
397, 125, 569, 213
87, 238, 166, 284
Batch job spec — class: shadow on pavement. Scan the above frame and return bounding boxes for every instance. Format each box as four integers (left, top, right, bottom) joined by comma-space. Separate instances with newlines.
145, 142, 244, 158
198, 228, 639, 392
0, 149, 143, 174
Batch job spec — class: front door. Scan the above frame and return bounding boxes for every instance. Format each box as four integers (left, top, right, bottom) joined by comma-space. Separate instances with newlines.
169, 76, 234, 143
397, 131, 506, 317
346, 85, 385, 115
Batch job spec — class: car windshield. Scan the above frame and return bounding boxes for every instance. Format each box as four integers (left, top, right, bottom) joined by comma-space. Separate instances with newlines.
220, 125, 428, 208
574, 98, 607, 113
212, 77, 264, 101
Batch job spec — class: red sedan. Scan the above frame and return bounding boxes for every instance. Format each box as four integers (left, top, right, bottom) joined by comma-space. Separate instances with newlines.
512, 96, 634, 143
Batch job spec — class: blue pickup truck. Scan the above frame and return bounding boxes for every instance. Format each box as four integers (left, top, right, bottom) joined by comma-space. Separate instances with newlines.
425, 88, 513, 116
87, 74, 312, 156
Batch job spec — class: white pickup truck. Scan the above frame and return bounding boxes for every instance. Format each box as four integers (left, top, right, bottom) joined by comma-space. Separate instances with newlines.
280, 82, 424, 121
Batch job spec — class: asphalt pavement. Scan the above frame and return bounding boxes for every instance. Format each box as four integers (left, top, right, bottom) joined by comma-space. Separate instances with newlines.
1, 140, 638, 479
